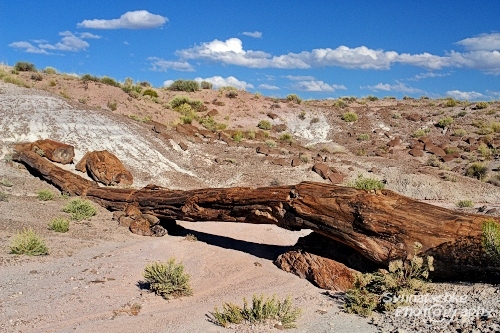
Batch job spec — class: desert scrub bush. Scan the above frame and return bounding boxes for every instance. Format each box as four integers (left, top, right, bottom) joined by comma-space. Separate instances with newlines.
0, 191, 8, 202
391, 113, 402, 119
48, 217, 70, 233
466, 162, 489, 180
0, 178, 13, 187
286, 93, 302, 104
246, 130, 256, 139
100, 76, 121, 87
3, 75, 30, 88
257, 120, 272, 130
10, 228, 49, 256
456, 199, 474, 208
479, 143, 492, 160
129, 115, 151, 123
184, 234, 197, 242
63, 198, 97, 221
412, 128, 430, 138
265, 140, 277, 148
43, 66, 57, 74
310, 117, 320, 124
436, 116, 453, 128
279, 133, 293, 143
107, 100, 117, 111
30, 73, 43, 81
170, 96, 203, 111
225, 90, 238, 98
333, 99, 347, 108
200, 81, 213, 89
358, 134, 370, 141
475, 101, 489, 110
344, 243, 433, 316
143, 88, 158, 98
350, 175, 385, 191
232, 131, 244, 143
298, 110, 306, 120
167, 79, 200, 92
37, 189, 55, 201
453, 128, 467, 137
445, 98, 457, 107
209, 294, 302, 329
143, 259, 193, 300
426, 156, 441, 168
482, 219, 500, 265
14, 61, 36, 72
341, 112, 358, 122
365, 95, 379, 102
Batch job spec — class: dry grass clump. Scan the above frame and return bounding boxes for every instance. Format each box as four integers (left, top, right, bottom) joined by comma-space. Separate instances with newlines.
0, 178, 13, 187
143, 259, 193, 300
37, 189, 55, 201
48, 217, 70, 233
10, 228, 49, 256
436, 116, 453, 128
209, 294, 302, 329
257, 120, 272, 130
344, 243, 433, 317
466, 162, 489, 180
62, 198, 97, 221
456, 199, 474, 208
349, 175, 385, 191
482, 219, 500, 265
286, 94, 302, 104
341, 112, 358, 122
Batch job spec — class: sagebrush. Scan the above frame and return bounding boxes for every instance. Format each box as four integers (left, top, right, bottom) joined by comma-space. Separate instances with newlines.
143, 259, 193, 300
10, 228, 49, 256
48, 217, 70, 233
63, 198, 97, 220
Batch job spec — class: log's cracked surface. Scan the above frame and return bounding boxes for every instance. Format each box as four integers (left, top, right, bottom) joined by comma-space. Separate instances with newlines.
13, 142, 500, 282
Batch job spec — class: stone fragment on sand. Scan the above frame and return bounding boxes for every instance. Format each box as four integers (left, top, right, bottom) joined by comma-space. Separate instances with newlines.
409, 148, 424, 157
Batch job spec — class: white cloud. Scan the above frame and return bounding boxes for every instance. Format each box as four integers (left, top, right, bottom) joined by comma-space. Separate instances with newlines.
194, 76, 254, 90
9, 41, 50, 54
396, 52, 451, 70
257, 83, 279, 90
366, 82, 424, 94
292, 80, 346, 92
77, 10, 167, 29
39, 31, 89, 52
148, 57, 194, 72
487, 90, 500, 98
446, 90, 485, 100
411, 72, 452, 80
163, 80, 175, 87
78, 32, 101, 39
242, 31, 262, 38
448, 50, 500, 75
456, 32, 500, 51
284, 75, 316, 81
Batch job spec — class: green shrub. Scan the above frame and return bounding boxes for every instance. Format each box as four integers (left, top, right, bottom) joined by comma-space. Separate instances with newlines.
457, 111, 467, 117
168, 79, 200, 92
257, 120, 272, 130
345, 243, 433, 316
475, 102, 489, 110
37, 189, 55, 201
143, 89, 158, 98
456, 200, 474, 208
232, 131, 244, 142
0, 178, 13, 187
436, 116, 453, 128
42, 66, 57, 74
412, 128, 429, 138
63, 198, 97, 221
80, 74, 100, 82
286, 94, 302, 104
482, 219, 500, 265
200, 81, 213, 89
479, 143, 492, 160
14, 61, 36, 72
265, 140, 277, 148
365, 95, 379, 102
100, 76, 121, 87
0, 191, 7, 202
246, 130, 256, 139
3, 75, 30, 88
170, 96, 203, 111
358, 134, 370, 141
143, 259, 193, 300
445, 98, 457, 107
209, 294, 302, 329
453, 128, 467, 137
31, 73, 43, 81
333, 99, 347, 108
10, 228, 49, 256
48, 217, 70, 233
350, 175, 385, 191
279, 133, 293, 143
466, 162, 489, 180
341, 112, 358, 122
107, 100, 117, 111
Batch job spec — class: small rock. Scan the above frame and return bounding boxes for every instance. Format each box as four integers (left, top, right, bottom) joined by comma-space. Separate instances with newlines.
178, 142, 188, 151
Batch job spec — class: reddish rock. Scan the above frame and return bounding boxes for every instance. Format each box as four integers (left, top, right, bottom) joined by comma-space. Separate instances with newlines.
129, 217, 153, 236
206, 109, 218, 117
419, 136, 431, 144
118, 216, 134, 228
151, 121, 168, 134
178, 142, 188, 151
409, 148, 424, 157
411, 142, 424, 150
387, 137, 402, 147
267, 112, 279, 120
142, 214, 160, 226
256, 146, 268, 155
275, 251, 356, 291
272, 158, 287, 166
112, 211, 126, 221
291, 158, 302, 167
424, 143, 436, 151
442, 154, 455, 162
273, 124, 287, 133
328, 173, 344, 184
76, 150, 133, 186
312, 163, 330, 179
450, 136, 461, 142
175, 124, 198, 136
406, 113, 421, 122
428, 146, 446, 157
31, 139, 75, 164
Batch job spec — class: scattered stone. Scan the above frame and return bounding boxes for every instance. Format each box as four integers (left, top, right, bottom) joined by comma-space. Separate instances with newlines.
328, 172, 344, 184
312, 163, 330, 179
178, 142, 188, 151
291, 158, 302, 167
486, 208, 498, 214
408, 148, 424, 157
427, 146, 446, 157
267, 112, 279, 119
118, 216, 134, 228
112, 211, 126, 221
141, 214, 160, 226
206, 109, 218, 117
129, 217, 153, 236
273, 124, 287, 132
387, 137, 401, 147
442, 154, 455, 162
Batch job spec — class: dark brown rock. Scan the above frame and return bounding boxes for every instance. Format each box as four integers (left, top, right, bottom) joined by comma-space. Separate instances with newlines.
30, 139, 75, 164
272, 158, 287, 166
428, 146, 446, 157
291, 158, 302, 167
406, 113, 421, 122
419, 136, 431, 144
129, 217, 153, 236
75, 150, 133, 186
267, 112, 279, 120
312, 163, 330, 179
118, 216, 134, 228
387, 137, 401, 147
206, 109, 218, 117
442, 154, 455, 163
328, 173, 344, 184
142, 214, 160, 226
112, 211, 126, 221
178, 142, 188, 151
424, 143, 436, 151
175, 124, 198, 136
409, 148, 424, 157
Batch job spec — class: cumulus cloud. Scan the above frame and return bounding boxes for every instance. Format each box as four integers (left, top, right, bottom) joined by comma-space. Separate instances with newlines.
77, 10, 167, 29
9, 31, 95, 54
163, 79, 175, 87
366, 82, 424, 94
148, 57, 195, 72
257, 83, 279, 90
194, 76, 254, 90
447, 50, 500, 75
242, 31, 262, 38
411, 72, 452, 80
456, 32, 500, 51
446, 90, 485, 100
292, 80, 346, 92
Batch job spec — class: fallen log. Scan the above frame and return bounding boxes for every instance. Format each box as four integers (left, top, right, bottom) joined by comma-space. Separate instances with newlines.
12, 143, 500, 282
31, 139, 74, 164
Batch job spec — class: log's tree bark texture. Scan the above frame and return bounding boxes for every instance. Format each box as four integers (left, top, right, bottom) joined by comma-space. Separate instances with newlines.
30, 139, 74, 164
13, 143, 500, 282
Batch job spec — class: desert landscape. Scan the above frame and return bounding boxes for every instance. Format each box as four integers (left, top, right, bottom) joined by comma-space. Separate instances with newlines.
1, 65, 500, 333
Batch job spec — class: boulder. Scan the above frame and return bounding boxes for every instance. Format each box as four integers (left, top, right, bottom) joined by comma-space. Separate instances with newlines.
75, 150, 133, 186
387, 137, 401, 147
291, 158, 302, 167
206, 109, 218, 117
427, 146, 446, 157
408, 148, 424, 157
312, 163, 330, 179
30, 139, 74, 164
178, 142, 188, 151
267, 112, 279, 120
129, 217, 153, 236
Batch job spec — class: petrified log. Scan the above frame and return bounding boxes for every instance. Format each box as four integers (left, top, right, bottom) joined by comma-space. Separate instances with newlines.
75, 150, 133, 186
12, 143, 500, 282
31, 139, 74, 164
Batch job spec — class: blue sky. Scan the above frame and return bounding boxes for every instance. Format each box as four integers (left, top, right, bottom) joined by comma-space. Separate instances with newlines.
2, 1, 500, 100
